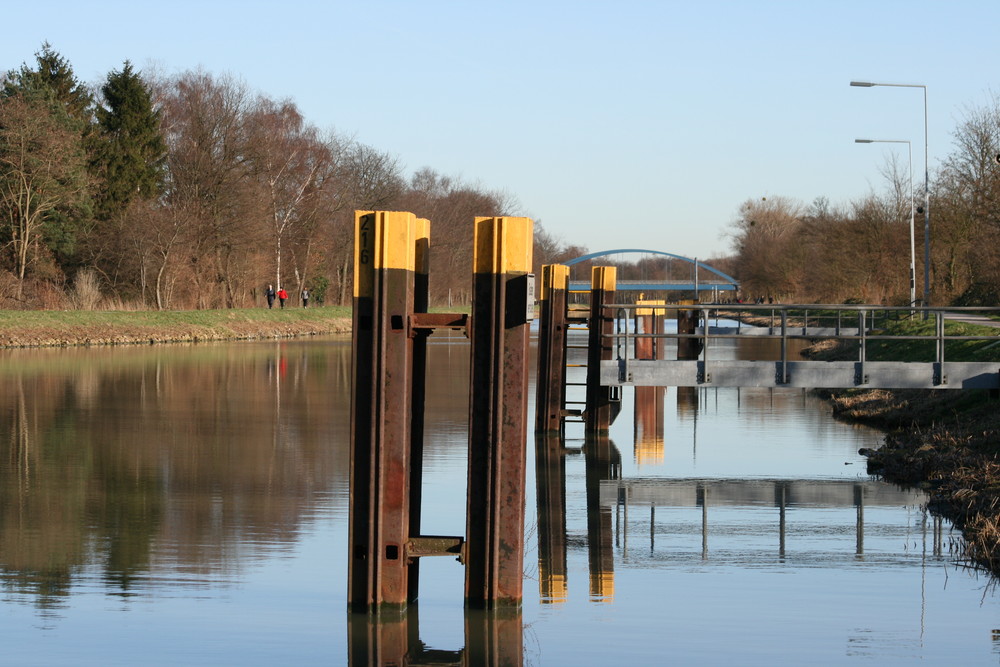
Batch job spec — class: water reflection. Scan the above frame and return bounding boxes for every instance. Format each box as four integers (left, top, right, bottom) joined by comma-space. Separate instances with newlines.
0, 341, 353, 610
1, 336, 993, 665
348, 607, 522, 666
534, 428, 938, 606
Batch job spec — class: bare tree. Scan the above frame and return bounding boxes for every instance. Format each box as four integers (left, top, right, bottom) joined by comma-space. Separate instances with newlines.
0, 93, 89, 297
246, 99, 332, 295
158, 71, 263, 307
728, 196, 804, 299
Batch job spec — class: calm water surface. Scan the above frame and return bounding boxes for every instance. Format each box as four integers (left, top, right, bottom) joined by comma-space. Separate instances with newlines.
1, 333, 999, 665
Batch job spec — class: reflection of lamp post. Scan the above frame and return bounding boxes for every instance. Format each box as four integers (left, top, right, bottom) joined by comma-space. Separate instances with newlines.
855, 138, 915, 308
851, 81, 929, 306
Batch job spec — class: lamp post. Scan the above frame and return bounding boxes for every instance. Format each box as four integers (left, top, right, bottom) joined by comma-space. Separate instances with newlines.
855, 138, 916, 309
851, 81, 929, 307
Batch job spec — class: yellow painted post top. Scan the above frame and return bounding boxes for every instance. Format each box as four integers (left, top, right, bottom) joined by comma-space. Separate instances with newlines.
474, 216, 533, 274
591, 266, 617, 292
354, 210, 421, 297
539, 264, 569, 300
636, 299, 666, 316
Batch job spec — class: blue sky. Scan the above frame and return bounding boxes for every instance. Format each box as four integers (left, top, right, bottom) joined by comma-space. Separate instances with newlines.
3, 0, 997, 260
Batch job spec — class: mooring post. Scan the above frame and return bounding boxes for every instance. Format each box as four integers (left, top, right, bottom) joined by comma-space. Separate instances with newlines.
535, 264, 570, 434
585, 266, 617, 434
348, 210, 422, 613
635, 299, 665, 361
407, 217, 431, 604
677, 299, 701, 361
466, 216, 534, 609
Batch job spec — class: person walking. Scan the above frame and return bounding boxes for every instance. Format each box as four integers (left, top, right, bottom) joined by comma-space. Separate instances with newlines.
265, 285, 276, 309
277, 287, 288, 309
301, 288, 310, 308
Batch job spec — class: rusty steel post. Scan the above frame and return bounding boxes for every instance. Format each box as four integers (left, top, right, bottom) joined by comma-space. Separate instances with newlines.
585, 266, 618, 434
534, 264, 570, 434
634, 299, 665, 361
407, 217, 431, 604
349, 210, 420, 613
677, 299, 701, 361
466, 216, 533, 609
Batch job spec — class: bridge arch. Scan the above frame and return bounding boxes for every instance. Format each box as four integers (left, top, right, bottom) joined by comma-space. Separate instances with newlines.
562, 248, 739, 292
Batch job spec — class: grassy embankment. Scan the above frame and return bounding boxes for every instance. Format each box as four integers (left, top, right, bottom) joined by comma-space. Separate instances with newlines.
806, 317, 1000, 574
0, 306, 353, 348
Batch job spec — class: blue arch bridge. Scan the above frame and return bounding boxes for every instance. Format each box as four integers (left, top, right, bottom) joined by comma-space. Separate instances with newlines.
563, 248, 739, 295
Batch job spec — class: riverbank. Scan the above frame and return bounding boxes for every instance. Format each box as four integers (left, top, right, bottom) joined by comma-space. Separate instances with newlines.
806, 322, 1000, 575
0, 307, 352, 348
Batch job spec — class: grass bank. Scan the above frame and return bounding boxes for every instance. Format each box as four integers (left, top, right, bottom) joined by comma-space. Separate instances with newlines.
0, 306, 352, 348
808, 318, 1000, 574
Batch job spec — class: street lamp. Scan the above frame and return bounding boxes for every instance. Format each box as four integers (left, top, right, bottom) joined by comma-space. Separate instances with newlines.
855, 138, 916, 309
851, 81, 930, 307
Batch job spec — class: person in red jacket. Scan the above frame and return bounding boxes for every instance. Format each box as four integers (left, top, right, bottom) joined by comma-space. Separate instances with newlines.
277, 287, 288, 308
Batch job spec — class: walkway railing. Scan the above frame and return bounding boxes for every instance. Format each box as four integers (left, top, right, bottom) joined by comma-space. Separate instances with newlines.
604, 304, 1000, 389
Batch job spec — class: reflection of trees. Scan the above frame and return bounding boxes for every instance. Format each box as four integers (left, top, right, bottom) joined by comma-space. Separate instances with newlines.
0, 341, 352, 605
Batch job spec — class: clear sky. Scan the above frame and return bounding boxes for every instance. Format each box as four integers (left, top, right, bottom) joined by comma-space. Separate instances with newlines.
3, 0, 997, 260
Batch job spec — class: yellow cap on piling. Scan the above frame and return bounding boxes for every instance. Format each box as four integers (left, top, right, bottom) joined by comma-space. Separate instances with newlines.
354, 210, 420, 297
540, 264, 569, 300
591, 266, 617, 292
474, 217, 533, 275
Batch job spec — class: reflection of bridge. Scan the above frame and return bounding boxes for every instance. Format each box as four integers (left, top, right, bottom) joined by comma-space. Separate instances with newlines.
599, 478, 924, 508
535, 434, 944, 605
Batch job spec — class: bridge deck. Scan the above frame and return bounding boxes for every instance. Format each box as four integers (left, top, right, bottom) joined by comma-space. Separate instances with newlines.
598, 304, 1000, 390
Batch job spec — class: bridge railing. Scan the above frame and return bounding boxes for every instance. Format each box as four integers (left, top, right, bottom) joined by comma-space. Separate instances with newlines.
603, 303, 1000, 389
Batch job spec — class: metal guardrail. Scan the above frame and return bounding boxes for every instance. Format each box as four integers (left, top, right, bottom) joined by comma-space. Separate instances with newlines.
603, 304, 1000, 390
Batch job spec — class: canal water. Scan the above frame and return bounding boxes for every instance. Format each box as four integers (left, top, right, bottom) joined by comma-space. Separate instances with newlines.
1, 333, 999, 665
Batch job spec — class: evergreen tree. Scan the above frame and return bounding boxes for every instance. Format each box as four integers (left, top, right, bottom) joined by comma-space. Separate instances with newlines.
92, 61, 167, 221
2, 42, 94, 131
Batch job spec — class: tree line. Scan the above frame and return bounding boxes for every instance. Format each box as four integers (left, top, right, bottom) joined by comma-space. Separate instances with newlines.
727, 96, 1000, 306
0, 44, 580, 310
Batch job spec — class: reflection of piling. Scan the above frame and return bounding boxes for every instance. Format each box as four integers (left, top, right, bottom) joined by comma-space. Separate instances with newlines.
465, 608, 524, 667
349, 607, 521, 667
466, 216, 533, 609
534, 434, 568, 603
855, 484, 865, 557
777, 482, 787, 559
634, 386, 666, 465
585, 436, 619, 601
634, 300, 666, 464
585, 267, 619, 434
535, 265, 570, 435
697, 484, 708, 559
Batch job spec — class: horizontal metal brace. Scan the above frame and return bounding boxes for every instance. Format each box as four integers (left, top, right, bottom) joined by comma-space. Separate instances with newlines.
408, 313, 469, 337
406, 535, 465, 563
